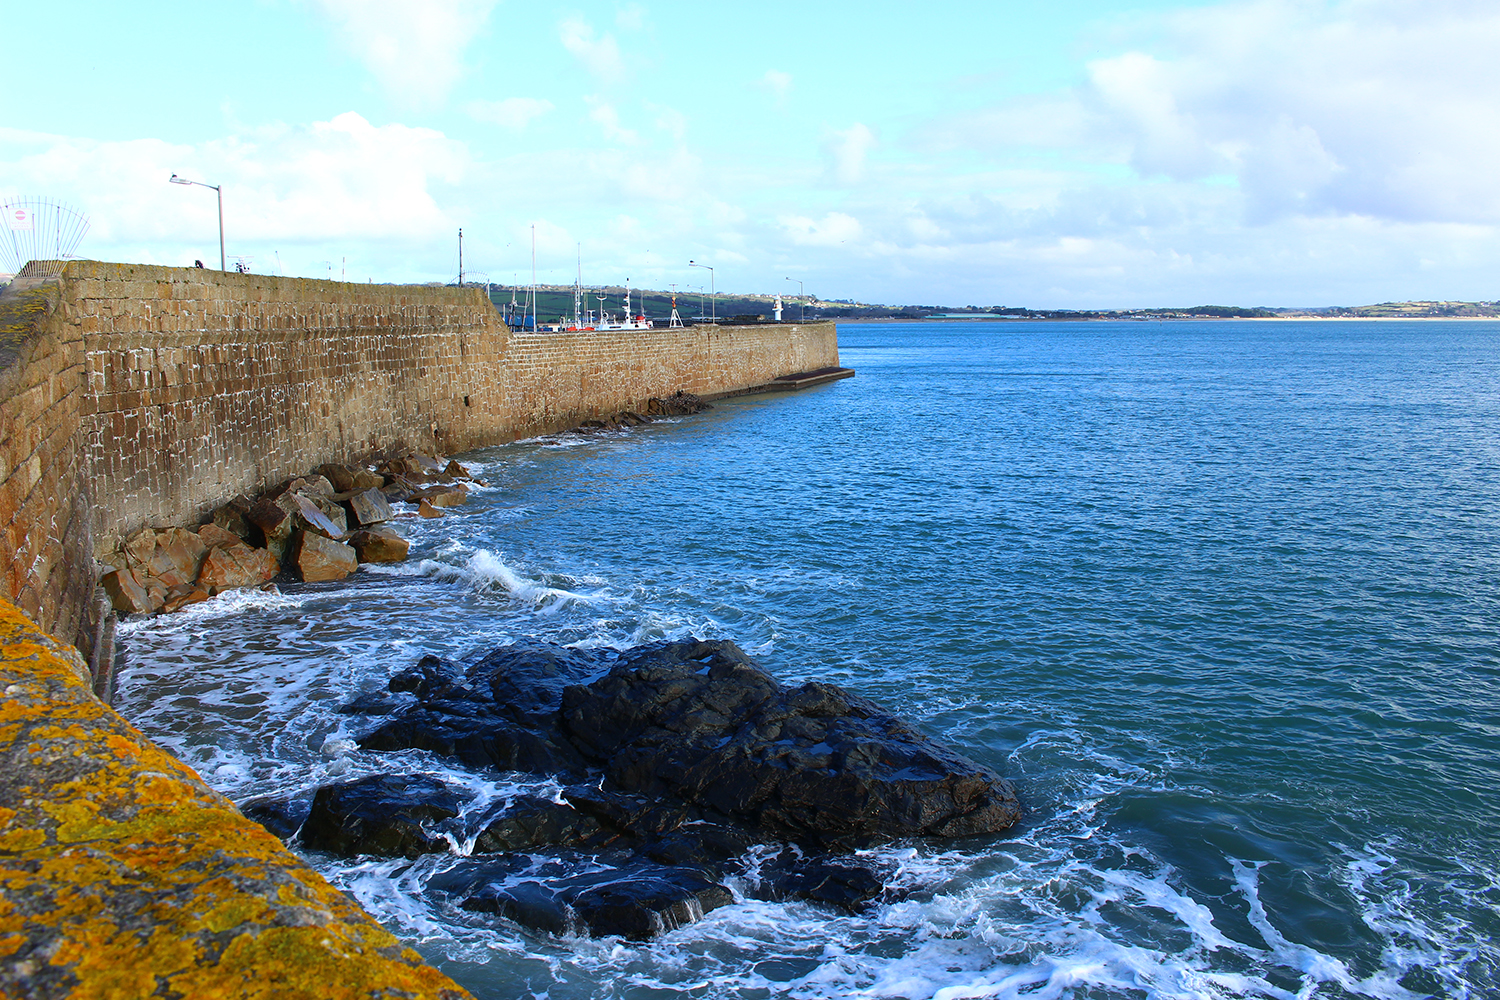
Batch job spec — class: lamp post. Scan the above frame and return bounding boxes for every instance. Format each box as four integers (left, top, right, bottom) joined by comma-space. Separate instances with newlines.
688, 260, 715, 325
169, 174, 225, 271
786, 277, 804, 322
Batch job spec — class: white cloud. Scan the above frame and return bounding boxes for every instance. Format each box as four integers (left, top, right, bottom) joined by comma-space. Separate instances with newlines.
467, 97, 555, 129
307, 0, 498, 106
560, 16, 627, 86
946, 0, 1500, 227
825, 123, 876, 184
615, 3, 646, 32
0, 113, 468, 273
758, 69, 792, 107
781, 212, 863, 246
587, 100, 639, 144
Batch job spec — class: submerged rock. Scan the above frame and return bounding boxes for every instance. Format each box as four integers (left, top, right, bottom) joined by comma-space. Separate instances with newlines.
451, 858, 734, 940
300, 773, 471, 858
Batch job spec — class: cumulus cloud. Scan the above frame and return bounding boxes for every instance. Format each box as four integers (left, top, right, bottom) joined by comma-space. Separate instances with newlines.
560, 16, 627, 86
0, 113, 467, 271
758, 69, 792, 107
781, 212, 863, 246
307, 0, 498, 105
939, 0, 1500, 226
467, 97, 555, 129
825, 123, 876, 184
587, 100, 639, 144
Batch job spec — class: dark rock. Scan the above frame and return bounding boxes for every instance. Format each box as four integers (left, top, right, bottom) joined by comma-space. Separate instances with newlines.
336, 690, 408, 715
239, 794, 312, 841
357, 646, 597, 774
646, 390, 712, 416
558, 639, 1021, 845
753, 849, 891, 912
473, 795, 607, 852
458, 860, 733, 940
300, 773, 470, 858
211, 494, 257, 542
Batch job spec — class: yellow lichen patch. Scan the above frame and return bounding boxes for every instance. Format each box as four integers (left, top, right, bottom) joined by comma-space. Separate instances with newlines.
0, 598, 473, 1000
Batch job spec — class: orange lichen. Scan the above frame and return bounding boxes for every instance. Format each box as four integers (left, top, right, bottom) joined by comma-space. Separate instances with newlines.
0, 598, 473, 999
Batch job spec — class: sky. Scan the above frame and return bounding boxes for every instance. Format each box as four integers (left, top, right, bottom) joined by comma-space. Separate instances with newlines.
3, 0, 1498, 308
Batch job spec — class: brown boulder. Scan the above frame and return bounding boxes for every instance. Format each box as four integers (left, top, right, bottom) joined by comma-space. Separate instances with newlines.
162, 584, 211, 614
198, 542, 281, 595
291, 530, 359, 583
417, 500, 444, 518
424, 486, 468, 508
147, 528, 209, 589
315, 463, 357, 493
211, 495, 257, 542
350, 527, 410, 564
196, 523, 243, 549
352, 468, 385, 490
101, 567, 153, 614
347, 488, 394, 527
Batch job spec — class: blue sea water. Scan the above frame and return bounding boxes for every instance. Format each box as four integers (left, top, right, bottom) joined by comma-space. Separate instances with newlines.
117, 320, 1500, 999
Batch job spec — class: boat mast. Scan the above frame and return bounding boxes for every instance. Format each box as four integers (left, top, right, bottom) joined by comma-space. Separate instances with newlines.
574, 243, 583, 329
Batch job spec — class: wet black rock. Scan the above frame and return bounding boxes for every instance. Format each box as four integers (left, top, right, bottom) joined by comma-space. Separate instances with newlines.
300, 773, 471, 858
751, 849, 892, 912
331, 637, 1020, 936
359, 645, 592, 775
458, 860, 734, 940
559, 639, 1022, 844
473, 794, 608, 853
239, 793, 311, 841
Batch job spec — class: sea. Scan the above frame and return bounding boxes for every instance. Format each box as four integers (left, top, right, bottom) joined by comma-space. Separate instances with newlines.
115, 319, 1500, 999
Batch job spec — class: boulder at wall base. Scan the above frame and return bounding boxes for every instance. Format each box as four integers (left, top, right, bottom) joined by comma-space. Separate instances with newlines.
350, 526, 409, 563
197, 539, 280, 594
314, 462, 358, 493
646, 390, 712, 416
347, 487, 395, 526
299, 773, 472, 858
290, 529, 359, 582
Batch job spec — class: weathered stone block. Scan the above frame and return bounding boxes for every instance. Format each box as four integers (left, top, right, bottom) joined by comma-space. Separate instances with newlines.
100, 567, 152, 614
347, 488, 394, 526
350, 526, 409, 563
290, 530, 358, 582
198, 541, 280, 594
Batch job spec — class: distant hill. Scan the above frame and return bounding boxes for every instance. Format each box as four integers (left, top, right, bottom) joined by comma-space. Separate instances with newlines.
467, 283, 1500, 324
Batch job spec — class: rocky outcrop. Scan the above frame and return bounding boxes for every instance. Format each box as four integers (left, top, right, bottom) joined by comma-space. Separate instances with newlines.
269, 638, 1020, 940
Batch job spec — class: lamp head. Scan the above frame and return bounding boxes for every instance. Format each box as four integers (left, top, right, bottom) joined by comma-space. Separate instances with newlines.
169, 174, 191, 185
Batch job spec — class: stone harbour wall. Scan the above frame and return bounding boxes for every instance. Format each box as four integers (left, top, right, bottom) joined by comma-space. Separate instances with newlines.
0, 259, 840, 662
0, 259, 841, 996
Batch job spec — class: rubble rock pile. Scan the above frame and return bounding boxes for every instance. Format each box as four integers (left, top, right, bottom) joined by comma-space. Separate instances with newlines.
98, 451, 483, 615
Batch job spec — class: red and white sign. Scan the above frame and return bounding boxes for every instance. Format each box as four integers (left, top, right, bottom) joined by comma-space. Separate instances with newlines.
7, 207, 32, 231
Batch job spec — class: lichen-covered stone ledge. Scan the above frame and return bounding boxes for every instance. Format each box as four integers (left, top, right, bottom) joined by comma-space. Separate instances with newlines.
0, 599, 471, 1000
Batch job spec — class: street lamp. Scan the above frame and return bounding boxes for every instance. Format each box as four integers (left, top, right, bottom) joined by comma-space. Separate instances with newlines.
169, 173, 225, 271
688, 260, 715, 325
786, 277, 804, 322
